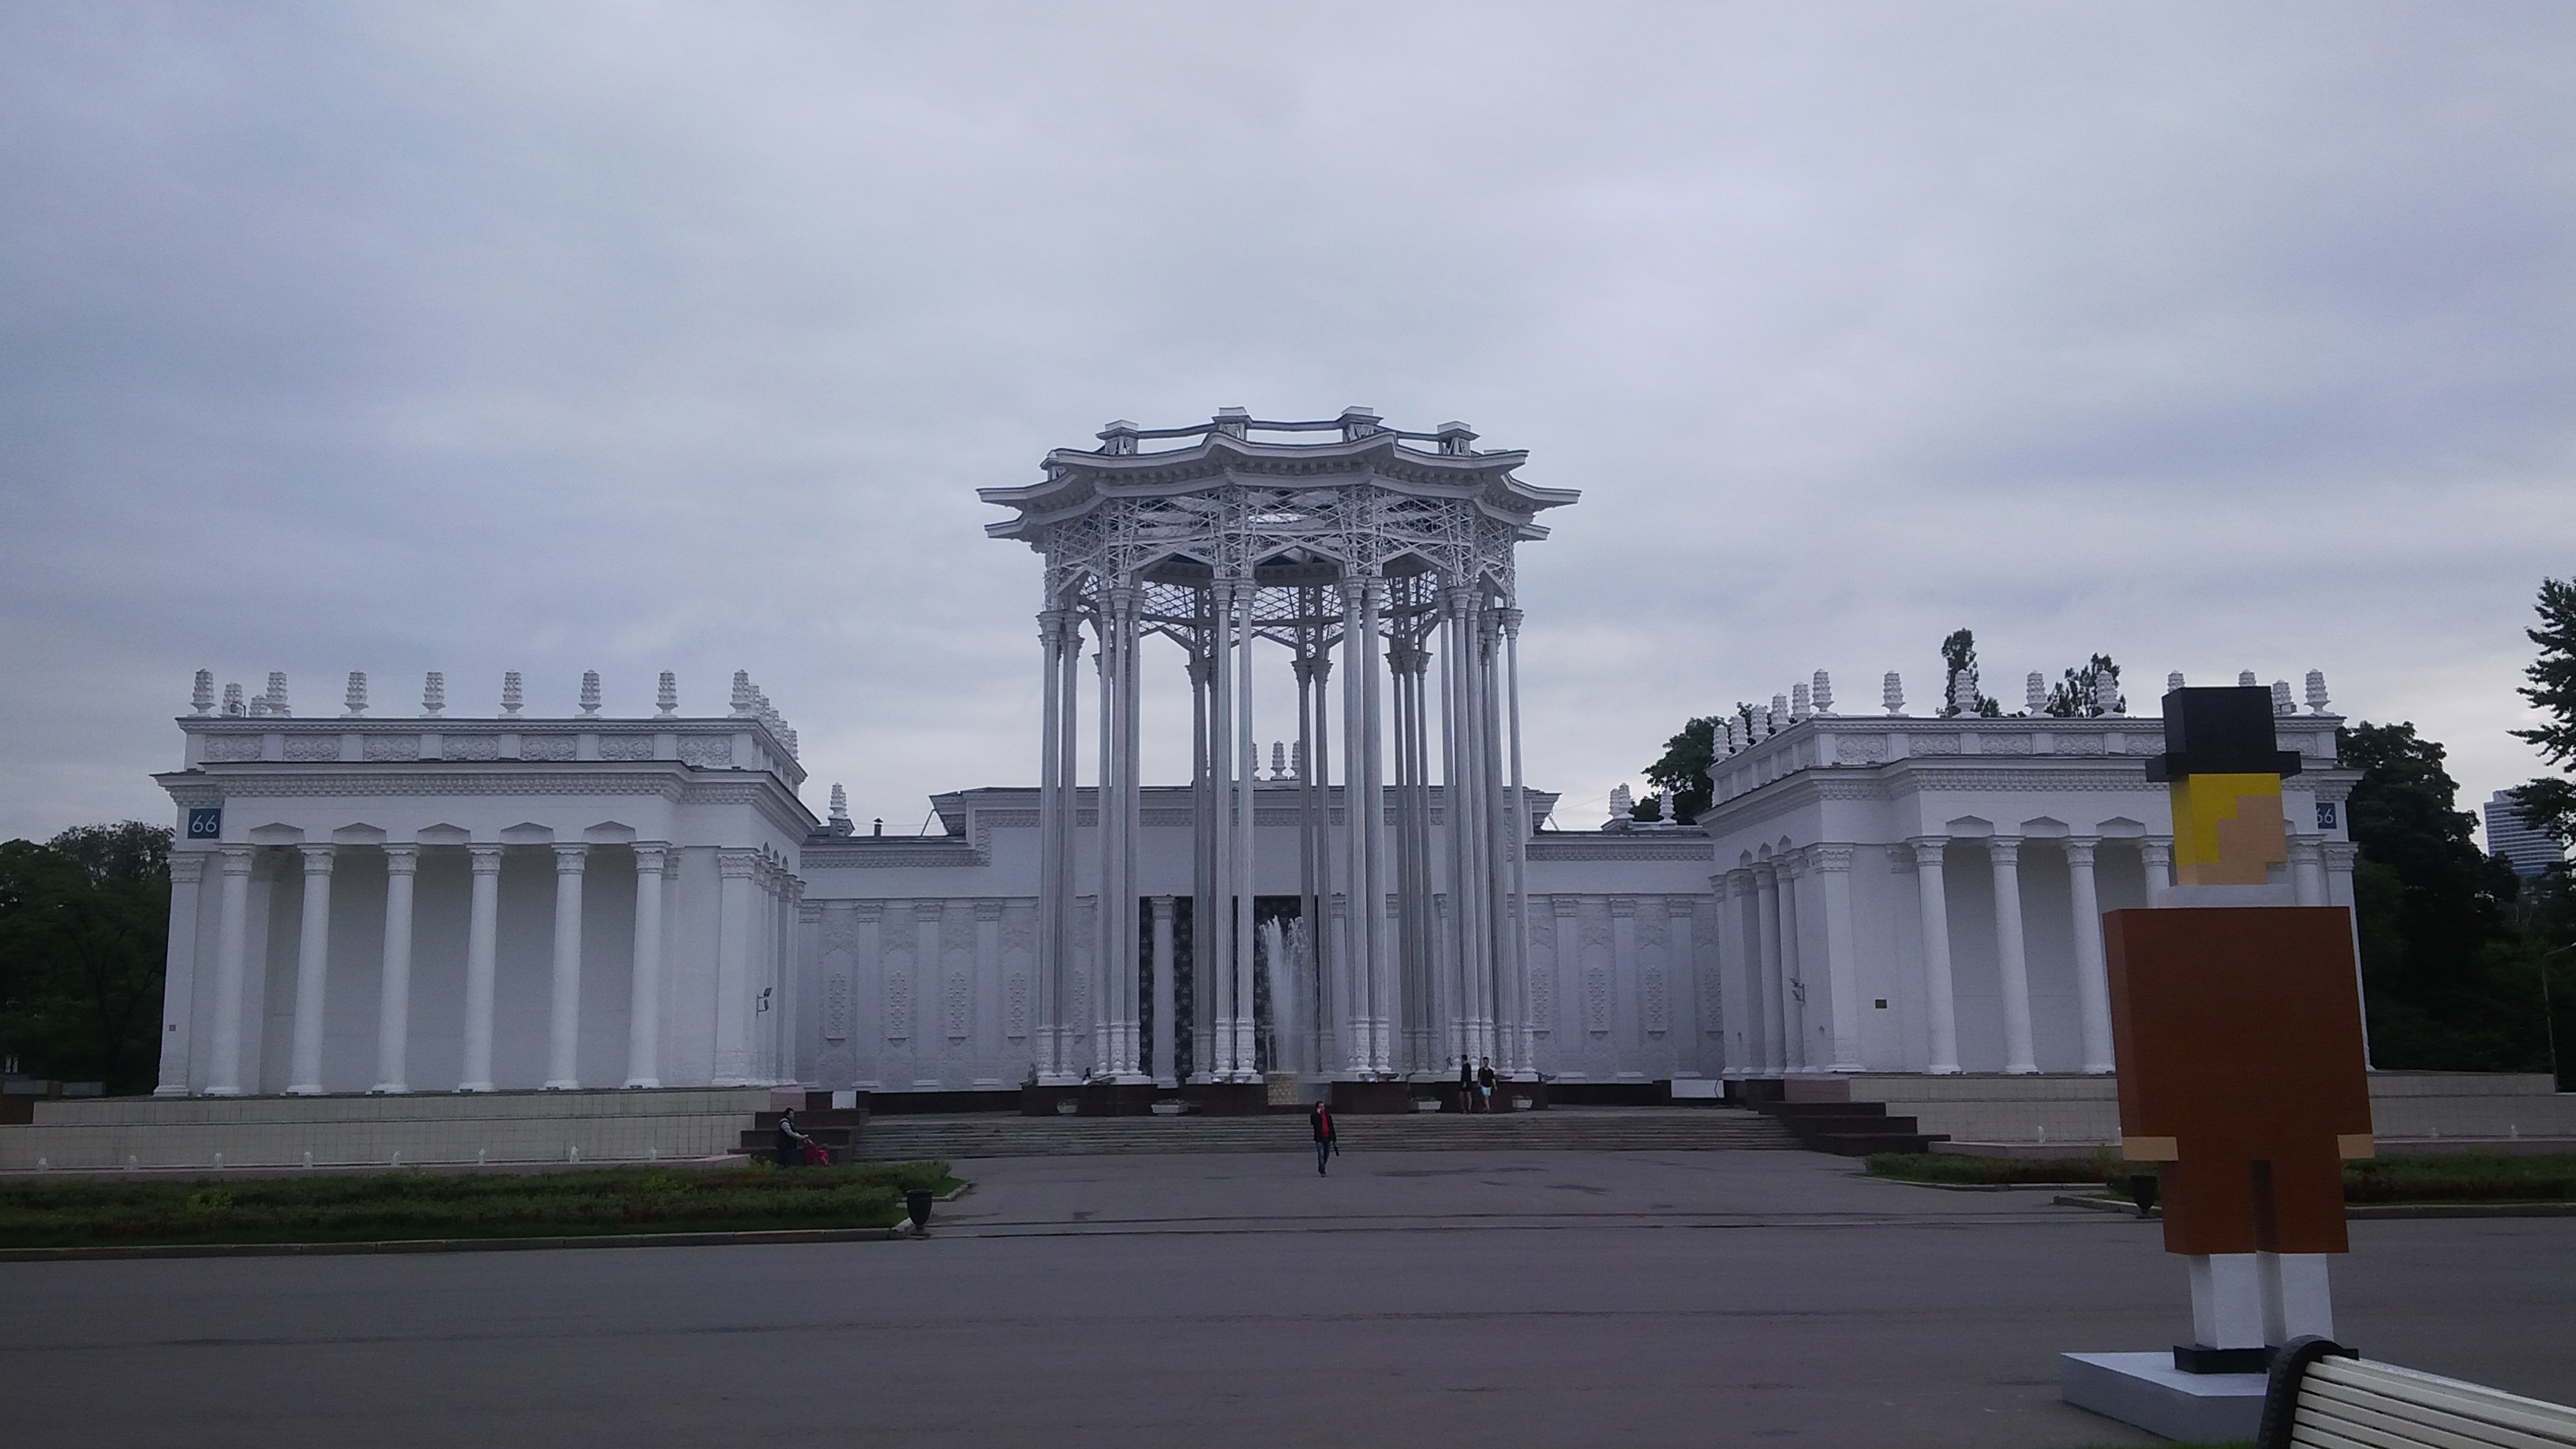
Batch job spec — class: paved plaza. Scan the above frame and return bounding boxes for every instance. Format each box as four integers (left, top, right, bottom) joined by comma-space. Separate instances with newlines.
5, 1148, 2570, 1447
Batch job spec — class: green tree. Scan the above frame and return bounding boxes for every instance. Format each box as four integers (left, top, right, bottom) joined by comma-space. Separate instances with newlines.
2510, 576, 2576, 847
1643, 716, 1720, 823
1939, 628, 2000, 717
0, 822, 171, 1092
2341, 723, 2548, 1073
2043, 654, 2125, 718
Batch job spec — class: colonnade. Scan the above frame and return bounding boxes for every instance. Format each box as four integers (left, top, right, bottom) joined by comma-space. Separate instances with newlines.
168, 841, 797, 1096
1028, 569, 1536, 1086
1720, 832, 2355, 1076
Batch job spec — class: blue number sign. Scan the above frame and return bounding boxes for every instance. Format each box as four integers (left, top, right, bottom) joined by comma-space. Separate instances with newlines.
186, 807, 223, 840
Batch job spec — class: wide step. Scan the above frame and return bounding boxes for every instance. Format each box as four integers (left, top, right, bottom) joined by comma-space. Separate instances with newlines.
854, 1108, 1802, 1160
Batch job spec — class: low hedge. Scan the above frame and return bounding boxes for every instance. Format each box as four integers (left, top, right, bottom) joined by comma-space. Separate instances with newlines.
0, 1161, 960, 1250
1865, 1151, 2576, 1203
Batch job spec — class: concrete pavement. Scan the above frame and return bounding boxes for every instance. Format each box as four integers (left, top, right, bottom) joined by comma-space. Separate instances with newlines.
4, 1147, 2568, 1447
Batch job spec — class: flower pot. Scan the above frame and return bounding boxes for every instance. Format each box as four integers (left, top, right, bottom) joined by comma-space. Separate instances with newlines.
904, 1188, 934, 1230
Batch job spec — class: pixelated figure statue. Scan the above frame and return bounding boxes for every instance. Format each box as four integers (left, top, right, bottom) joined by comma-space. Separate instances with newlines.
2104, 686, 2372, 1373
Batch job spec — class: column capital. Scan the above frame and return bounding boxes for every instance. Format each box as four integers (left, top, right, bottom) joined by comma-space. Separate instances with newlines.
1807, 844, 1855, 873
1496, 606, 1524, 638
632, 841, 670, 869
169, 851, 209, 885
1988, 835, 2023, 864
1148, 894, 1178, 919
914, 901, 946, 922
467, 844, 505, 874
2064, 836, 2100, 865
552, 842, 590, 873
2140, 834, 2174, 862
217, 844, 257, 875
1552, 896, 1582, 917
1907, 836, 1950, 867
298, 842, 337, 874
975, 901, 1006, 922
1609, 896, 1639, 917
2320, 841, 2360, 869
716, 848, 761, 879
382, 843, 421, 873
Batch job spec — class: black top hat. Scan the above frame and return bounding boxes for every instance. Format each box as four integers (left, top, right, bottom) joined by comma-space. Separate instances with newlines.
2144, 687, 2302, 783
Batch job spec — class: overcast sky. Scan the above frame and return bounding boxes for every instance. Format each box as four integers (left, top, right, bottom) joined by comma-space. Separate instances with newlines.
4, 2, 2570, 847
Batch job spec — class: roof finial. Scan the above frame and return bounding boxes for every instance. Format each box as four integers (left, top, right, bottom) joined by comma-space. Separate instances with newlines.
2025, 671, 2046, 714
501, 671, 523, 718
222, 681, 245, 717
1883, 672, 1904, 717
579, 670, 602, 718
657, 671, 678, 720
191, 669, 215, 717
343, 671, 369, 718
2304, 669, 2330, 715
422, 671, 445, 717
1811, 670, 1834, 717
828, 784, 852, 836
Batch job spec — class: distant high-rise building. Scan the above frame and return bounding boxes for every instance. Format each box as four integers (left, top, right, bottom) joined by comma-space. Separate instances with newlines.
2484, 790, 2567, 878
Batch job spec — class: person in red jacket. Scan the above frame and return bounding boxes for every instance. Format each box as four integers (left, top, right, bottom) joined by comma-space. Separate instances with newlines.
1309, 1099, 1338, 1174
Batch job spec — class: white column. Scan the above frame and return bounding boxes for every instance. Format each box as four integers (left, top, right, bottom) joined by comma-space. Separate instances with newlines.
1499, 606, 1534, 1075
2141, 835, 2174, 893
1358, 578, 1392, 1075
1208, 583, 1238, 1079
1046, 620, 1084, 1083
624, 844, 668, 1088
1754, 863, 1784, 1076
204, 846, 256, 1096
1778, 857, 1809, 1072
1337, 578, 1371, 1076
1233, 577, 1259, 1080
2290, 835, 2328, 906
2065, 837, 2114, 1074
713, 849, 758, 1086
545, 844, 588, 1089
2322, 841, 2371, 1068
155, 851, 207, 1096
1810, 846, 1864, 1072
1909, 838, 1962, 1075
459, 844, 503, 1091
286, 843, 336, 1095
371, 844, 418, 1094
1989, 836, 2038, 1074
1150, 895, 1177, 1084
1721, 871, 1758, 1076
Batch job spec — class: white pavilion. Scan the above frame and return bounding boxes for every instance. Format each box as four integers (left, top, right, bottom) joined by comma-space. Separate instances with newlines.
140, 411, 2362, 1104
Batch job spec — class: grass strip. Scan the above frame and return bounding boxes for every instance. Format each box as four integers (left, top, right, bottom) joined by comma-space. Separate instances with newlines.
1866, 1151, 2576, 1203
0, 1161, 959, 1250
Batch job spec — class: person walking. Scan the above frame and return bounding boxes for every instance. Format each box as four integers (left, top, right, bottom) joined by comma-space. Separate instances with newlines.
774, 1106, 813, 1167
1478, 1057, 1498, 1114
1458, 1054, 1477, 1112
1309, 1099, 1338, 1174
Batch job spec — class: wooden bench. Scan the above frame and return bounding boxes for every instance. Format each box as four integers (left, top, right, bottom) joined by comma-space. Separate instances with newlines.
2259, 1337, 2576, 1449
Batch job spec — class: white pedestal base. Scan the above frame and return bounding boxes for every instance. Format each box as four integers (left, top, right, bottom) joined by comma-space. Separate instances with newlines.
2060, 1353, 2267, 1443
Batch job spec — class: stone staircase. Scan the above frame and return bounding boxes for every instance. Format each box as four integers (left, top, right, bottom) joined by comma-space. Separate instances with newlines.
852, 1106, 1801, 1160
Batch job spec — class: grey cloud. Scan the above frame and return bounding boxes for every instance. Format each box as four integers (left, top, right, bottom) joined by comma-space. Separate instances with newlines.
2, 1, 2570, 841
